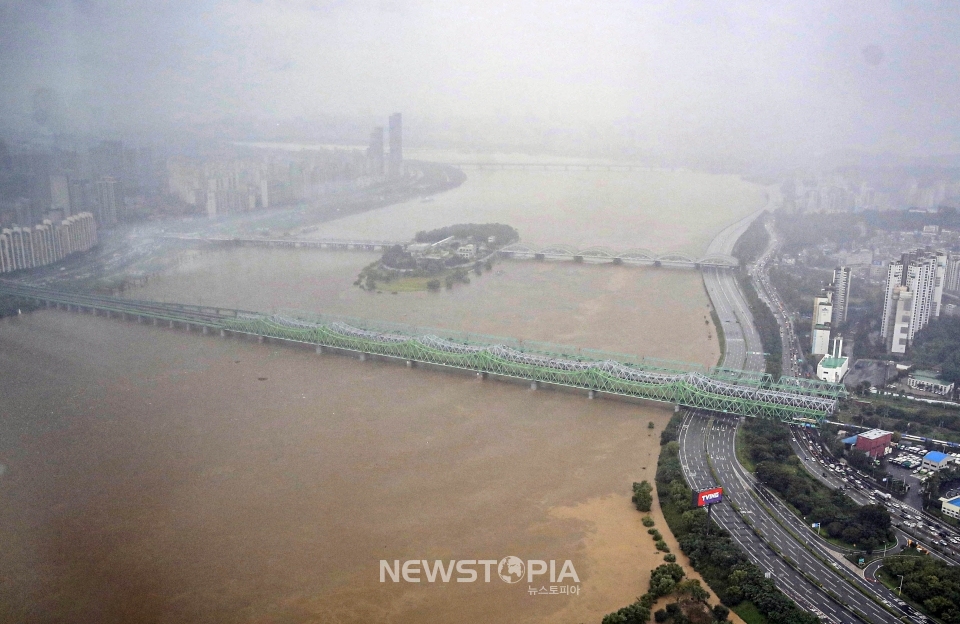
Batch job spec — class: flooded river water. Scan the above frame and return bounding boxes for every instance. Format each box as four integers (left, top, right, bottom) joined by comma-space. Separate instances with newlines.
0, 165, 759, 623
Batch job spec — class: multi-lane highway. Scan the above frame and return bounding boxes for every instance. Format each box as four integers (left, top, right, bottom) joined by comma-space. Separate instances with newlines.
703, 207, 768, 372
679, 412, 893, 623
684, 204, 928, 623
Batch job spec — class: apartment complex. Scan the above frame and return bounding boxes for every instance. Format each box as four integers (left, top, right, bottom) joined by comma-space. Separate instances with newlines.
0, 212, 97, 273
880, 249, 947, 354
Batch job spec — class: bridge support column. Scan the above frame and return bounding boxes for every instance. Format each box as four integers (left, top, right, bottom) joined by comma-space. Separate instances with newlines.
202, 326, 209, 335
136, 315, 142, 323
406, 360, 413, 368
169, 320, 174, 328
530, 381, 538, 391
153, 318, 158, 326
220, 329, 226, 338
257, 335, 264, 344
359, 353, 367, 362
477, 372, 488, 380
588, 390, 596, 400
315, 345, 324, 354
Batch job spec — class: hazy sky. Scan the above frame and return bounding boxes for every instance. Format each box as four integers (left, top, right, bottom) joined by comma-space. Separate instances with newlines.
1, 0, 959, 160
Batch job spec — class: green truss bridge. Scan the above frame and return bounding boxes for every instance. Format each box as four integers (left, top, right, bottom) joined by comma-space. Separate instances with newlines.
0, 281, 844, 423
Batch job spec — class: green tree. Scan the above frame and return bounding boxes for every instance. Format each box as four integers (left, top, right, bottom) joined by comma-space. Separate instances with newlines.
633, 481, 654, 512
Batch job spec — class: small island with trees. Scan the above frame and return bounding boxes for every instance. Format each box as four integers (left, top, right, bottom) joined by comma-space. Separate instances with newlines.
355, 223, 519, 292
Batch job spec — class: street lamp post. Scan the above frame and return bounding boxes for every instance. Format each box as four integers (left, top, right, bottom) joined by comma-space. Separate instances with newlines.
898, 574, 905, 596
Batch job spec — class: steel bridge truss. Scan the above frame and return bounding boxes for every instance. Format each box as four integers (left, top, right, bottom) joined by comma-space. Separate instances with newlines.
227, 312, 840, 422
0, 281, 841, 423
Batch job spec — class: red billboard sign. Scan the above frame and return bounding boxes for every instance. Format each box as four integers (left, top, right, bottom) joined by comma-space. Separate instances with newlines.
693, 487, 723, 507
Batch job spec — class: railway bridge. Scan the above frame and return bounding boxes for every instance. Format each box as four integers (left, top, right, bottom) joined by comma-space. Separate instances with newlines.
1, 281, 842, 423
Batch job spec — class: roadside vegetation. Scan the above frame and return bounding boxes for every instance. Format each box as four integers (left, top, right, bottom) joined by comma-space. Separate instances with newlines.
731, 214, 769, 267
911, 317, 960, 387
615, 413, 819, 624
741, 418, 893, 551
879, 555, 960, 623
837, 394, 960, 442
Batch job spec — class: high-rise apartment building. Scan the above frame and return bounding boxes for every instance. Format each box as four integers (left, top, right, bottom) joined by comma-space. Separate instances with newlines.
388, 113, 402, 177
811, 292, 833, 355
95, 176, 122, 226
946, 254, 960, 294
880, 249, 947, 354
832, 266, 852, 326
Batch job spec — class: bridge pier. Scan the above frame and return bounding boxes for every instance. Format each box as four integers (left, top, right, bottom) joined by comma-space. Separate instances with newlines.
257, 335, 264, 344
153, 318, 158, 326
477, 372, 488, 380
359, 353, 366, 362
136, 315, 142, 323
530, 381, 538, 390
315, 345, 324, 354
220, 329, 226, 338
169, 320, 174, 329
588, 390, 596, 400
406, 360, 413, 368
202, 326, 209, 335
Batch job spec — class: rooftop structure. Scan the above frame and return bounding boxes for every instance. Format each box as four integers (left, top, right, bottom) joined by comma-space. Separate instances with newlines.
923, 451, 951, 471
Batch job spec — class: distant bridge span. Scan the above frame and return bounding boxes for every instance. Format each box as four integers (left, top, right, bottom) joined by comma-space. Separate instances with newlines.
1, 281, 841, 423
441, 162, 652, 172
497, 244, 739, 269
165, 236, 739, 270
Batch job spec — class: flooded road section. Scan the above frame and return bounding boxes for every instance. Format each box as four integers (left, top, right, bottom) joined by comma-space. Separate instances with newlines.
2, 312, 693, 623
126, 249, 720, 367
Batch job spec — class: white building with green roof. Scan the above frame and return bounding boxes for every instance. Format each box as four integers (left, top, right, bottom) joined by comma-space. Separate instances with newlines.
907, 370, 954, 397
816, 337, 848, 383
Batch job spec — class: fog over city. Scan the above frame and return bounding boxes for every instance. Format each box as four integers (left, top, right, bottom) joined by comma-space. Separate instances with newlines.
2, 1, 959, 165
6, 3, 960, 624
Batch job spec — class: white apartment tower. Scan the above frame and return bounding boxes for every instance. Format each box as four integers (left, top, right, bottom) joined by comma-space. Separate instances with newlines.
811, 292, 833, 355
881, 250, 947, 354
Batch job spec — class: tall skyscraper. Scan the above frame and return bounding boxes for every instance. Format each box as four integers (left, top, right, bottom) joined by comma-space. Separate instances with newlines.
388, 113, 402, 177
880, 249, 947, 354
367, 126, 385, 176
831, 266, 852, 326
811, 292, 833, 355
